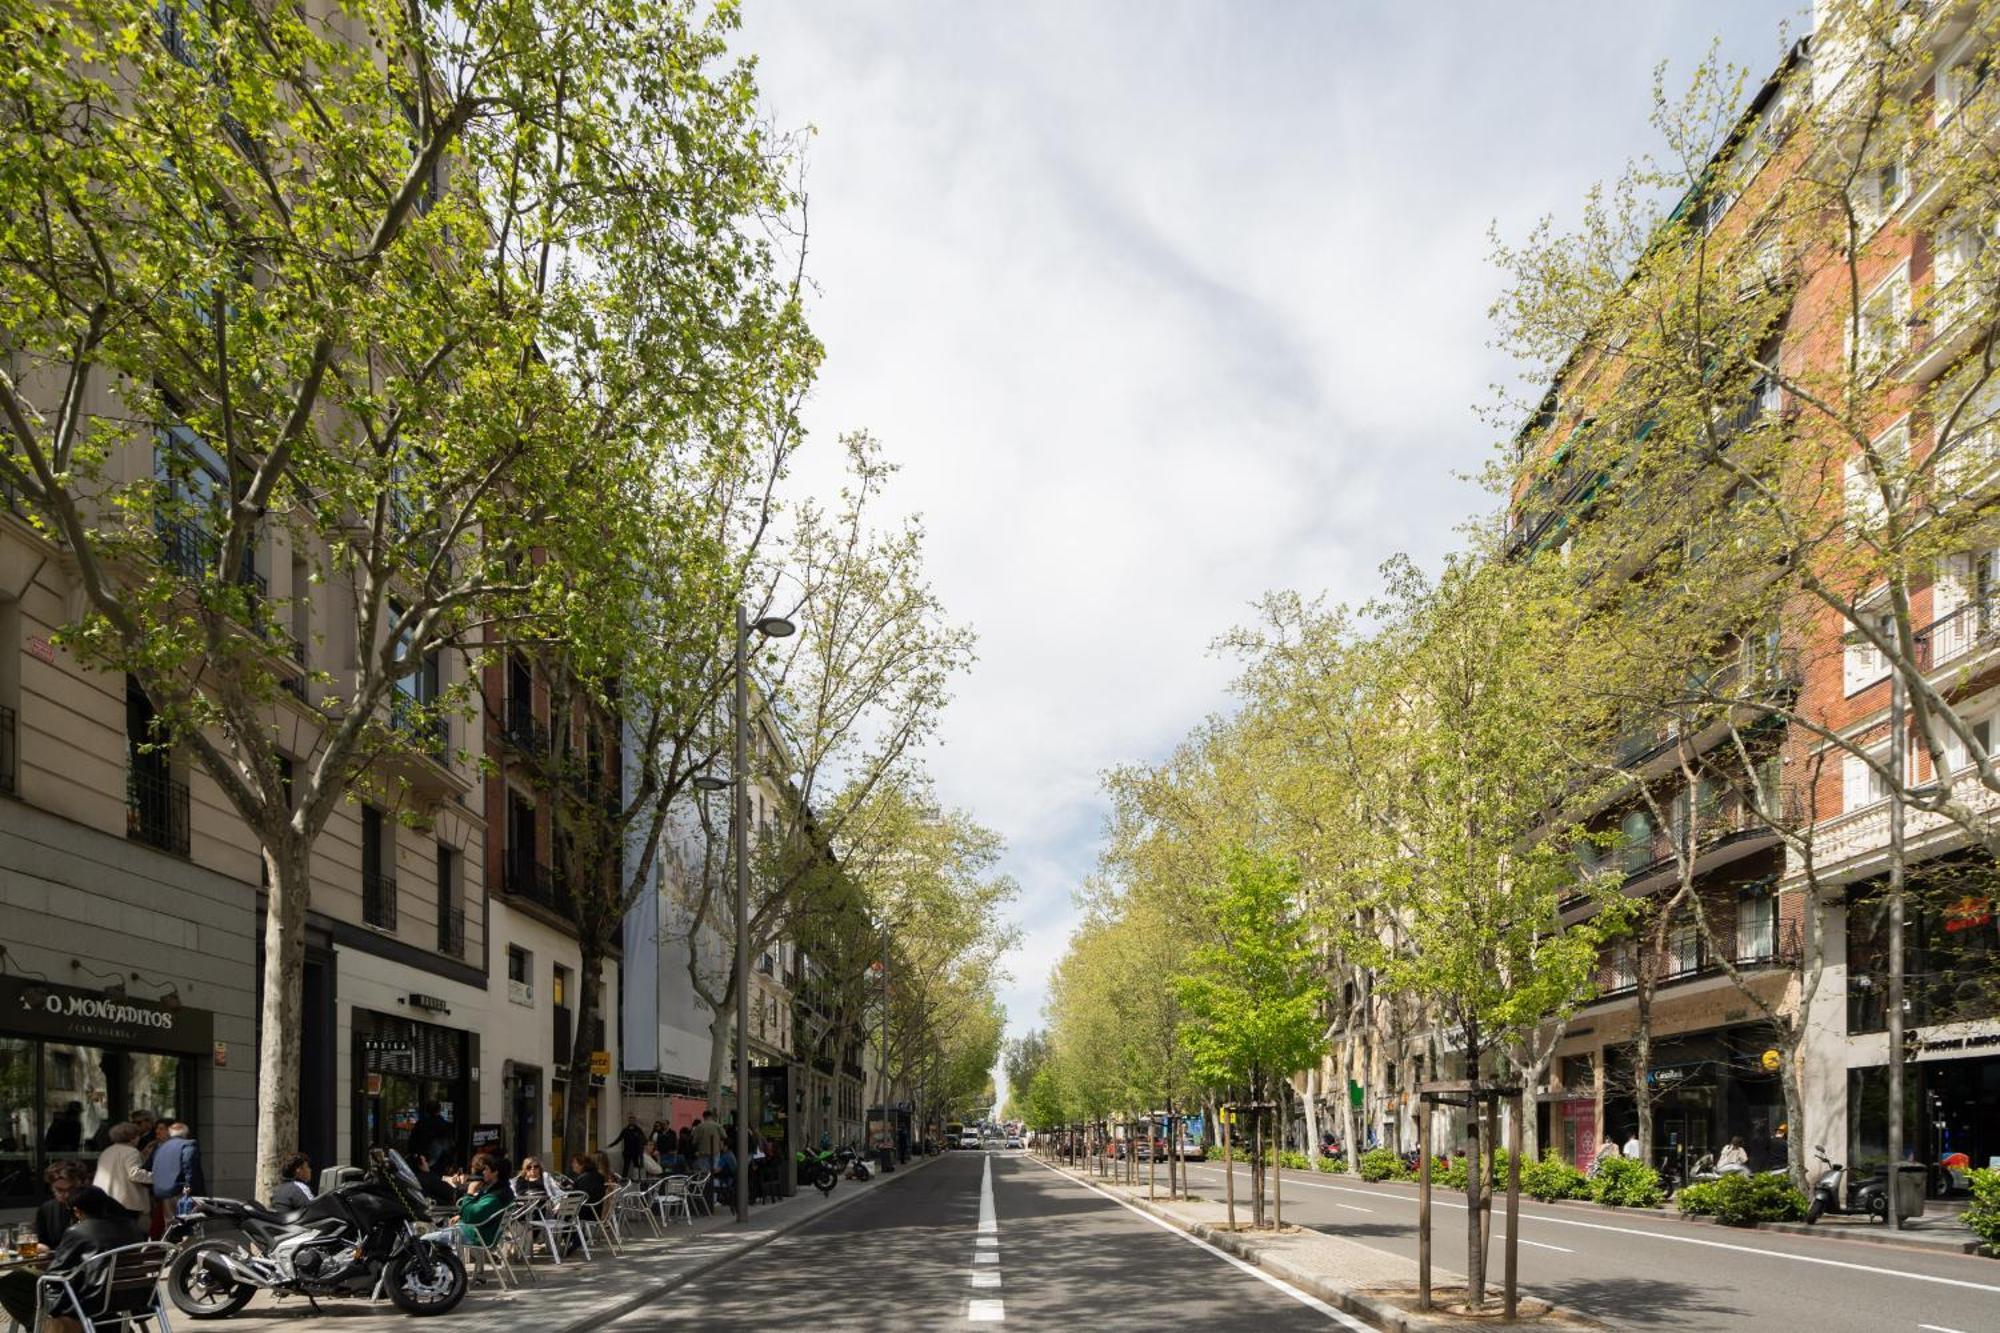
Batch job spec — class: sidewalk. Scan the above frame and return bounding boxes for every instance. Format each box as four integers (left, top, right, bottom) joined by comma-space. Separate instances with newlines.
218, 1156, 937, 1333
1041, 1159, 1605, 1332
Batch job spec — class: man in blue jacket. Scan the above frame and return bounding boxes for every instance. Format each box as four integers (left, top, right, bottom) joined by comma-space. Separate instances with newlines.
150, 1122, 206, 1211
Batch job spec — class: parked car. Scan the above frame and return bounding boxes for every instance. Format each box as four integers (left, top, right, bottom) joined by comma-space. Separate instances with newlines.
960, 1130, 982, 1150
1005, 1135, 1023, 1150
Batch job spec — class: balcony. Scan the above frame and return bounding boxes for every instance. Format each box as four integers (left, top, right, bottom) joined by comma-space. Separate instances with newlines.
501, 846, 574, 921
0, 703, 15, 795
500, 695, 545, 753
126, 767, 190, 855
1915, 597, 2000, 673
363, 871, 398, 931
437, 905, 465, 958
390, 692, 449, 763
280, 635, 307, 700
156, 518, 265, 606
1596, 919, 1802, 1002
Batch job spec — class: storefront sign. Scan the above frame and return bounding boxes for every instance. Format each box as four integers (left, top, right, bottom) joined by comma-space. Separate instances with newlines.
364, 1072, 383, 1096
589, 1049, 611, 1077
362, 1038, 413, 1054
1942, 896, 1994, 934
27, 636, 56, 664
409, 992, 451, 1014
213, 1041, 228, 1068
471, 1123, 503, 1153
1910, 1030, 2000, 1059
1, 975, 213, 1055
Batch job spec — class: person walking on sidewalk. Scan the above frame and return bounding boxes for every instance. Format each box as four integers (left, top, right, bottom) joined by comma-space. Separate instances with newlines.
617, 1115, 646, 1178
691, 1110, 724, 1173
91, 1123, 152, 1215
151, 1122, 205, 1215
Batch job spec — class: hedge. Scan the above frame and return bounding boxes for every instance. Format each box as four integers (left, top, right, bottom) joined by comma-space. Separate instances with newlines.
1675, 1172, 1808, 1225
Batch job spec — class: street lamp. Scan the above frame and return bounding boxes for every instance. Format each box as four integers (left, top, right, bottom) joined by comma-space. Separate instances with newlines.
727, 606, 792, 1224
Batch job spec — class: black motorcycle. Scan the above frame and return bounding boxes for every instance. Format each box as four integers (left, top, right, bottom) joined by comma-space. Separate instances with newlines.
164, 1149, 467, 1318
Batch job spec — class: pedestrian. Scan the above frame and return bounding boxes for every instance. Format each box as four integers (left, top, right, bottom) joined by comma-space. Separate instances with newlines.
129, 1110, 156, 1159
140, 1118, 169, 1168
616, 1114, 646, 1177
690, 1110, 723, 1173
407, 1101, 454, 1171
0, 1186, 144, 1331
1716, 1136, 1750, 1172
42, 1101, 83, 1153
33, 1162, 87, 1247
1622, 1129, 1642, 1163
635, 1141, 665, 1180
90, 1122, 152, 1215
676, 1123, 694, 1162
271, 1153, 315, 1211
151, 1121, 206, 1217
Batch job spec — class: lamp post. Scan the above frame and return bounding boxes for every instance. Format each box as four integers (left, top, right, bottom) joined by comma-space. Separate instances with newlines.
697, 605, 794, 1225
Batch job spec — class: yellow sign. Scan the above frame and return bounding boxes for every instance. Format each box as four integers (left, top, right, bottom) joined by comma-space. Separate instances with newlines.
1760, 1049, 1782, 1072
590, 1050, 611, 1077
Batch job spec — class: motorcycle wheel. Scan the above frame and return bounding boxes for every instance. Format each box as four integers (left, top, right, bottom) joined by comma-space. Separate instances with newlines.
386, 1246, 467, 1316
1867, 1194, 1889, 1223
166, 1241, 256, 1319
1805, 1196, 1824, 1225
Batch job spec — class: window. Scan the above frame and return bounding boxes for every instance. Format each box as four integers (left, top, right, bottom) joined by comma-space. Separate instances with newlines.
1853, 270, 1912, 370
362, 805, 396, 929
1846, 424, 1909, 534
1665, 914, 1702, 979
436, 844, 461, 957
0, 595, 18, 796
1842, 748, 1893, 812
506, 945, 533, 1005
390, 608, 444, 759
1619, 809, 1656, 874
552, 965, 568, 1008
126, 677, 188, 855
1843, 607, 1897, 695
1736, 885, 1777, 962
1943, 715, 1995, 775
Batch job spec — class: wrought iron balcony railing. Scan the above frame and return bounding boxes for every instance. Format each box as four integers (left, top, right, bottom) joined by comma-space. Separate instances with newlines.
363, 871, 399, 931
127, 767, 190, 855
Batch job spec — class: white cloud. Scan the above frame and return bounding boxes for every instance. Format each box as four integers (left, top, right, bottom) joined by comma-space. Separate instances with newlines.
733, 0, 1804, 1103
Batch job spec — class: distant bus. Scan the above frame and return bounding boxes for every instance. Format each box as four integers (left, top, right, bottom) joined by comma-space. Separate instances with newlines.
945, 1121, 965, 1147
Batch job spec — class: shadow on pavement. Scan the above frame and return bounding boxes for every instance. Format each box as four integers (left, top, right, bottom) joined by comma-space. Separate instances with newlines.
1533, 1275, 1745, 1328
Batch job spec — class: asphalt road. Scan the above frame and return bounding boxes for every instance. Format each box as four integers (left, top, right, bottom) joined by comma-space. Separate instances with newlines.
608, 1149, 1366, 1331
1180, 1156, 2000, 1333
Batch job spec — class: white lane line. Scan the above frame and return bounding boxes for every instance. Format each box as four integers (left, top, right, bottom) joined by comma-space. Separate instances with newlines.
1919, 1325, 1970, 1333
1188, 1165, 2000, 1295
1334, 1202, 1374, 1214
979, 1153, 998, 1234
1493, 1234, 1574, 1254
968, 1153, 1004, 1322
1027, 1154, 1372, 1330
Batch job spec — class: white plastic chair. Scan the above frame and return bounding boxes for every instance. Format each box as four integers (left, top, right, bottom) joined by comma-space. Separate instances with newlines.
684, 1169, 714, 1216
653, 1174, 694, 1227
581, 1187, 623, 1256
530, 1190, 591, 1264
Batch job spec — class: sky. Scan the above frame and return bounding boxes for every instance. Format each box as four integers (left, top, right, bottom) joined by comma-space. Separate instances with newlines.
731, 0, 1805, 1112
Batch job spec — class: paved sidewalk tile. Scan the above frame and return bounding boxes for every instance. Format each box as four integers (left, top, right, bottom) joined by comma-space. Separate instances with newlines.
211, 1157, 938, 1333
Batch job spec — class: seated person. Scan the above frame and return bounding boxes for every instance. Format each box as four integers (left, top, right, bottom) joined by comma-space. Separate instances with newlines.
0, 1186, 144, 1330
591, 1151, 620, 1187
567, 1154, 606, 1206
512, 1157, 551, 1198
410, 1153, 458, 1207
712, 1146, 738, 1194
35, 1162, 87, 1246
634, 1142, 666, 1180
455, 1156, 513, 1247
270, 1153, 315, 1212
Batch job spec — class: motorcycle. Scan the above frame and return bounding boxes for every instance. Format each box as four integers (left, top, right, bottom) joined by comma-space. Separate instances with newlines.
840, 1147, 874, 1182
796, 1149, 840, 1197
1805, 1145, 1888, 1225
164, 1149, 467, 1318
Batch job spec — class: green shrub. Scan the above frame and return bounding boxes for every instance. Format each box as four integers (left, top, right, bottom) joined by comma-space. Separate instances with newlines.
1315, 1153, 1348, 1174
1358, 1147, 1408, 1182
1966, 1168, 2000, 1252
1675, 1173, 1807, 1225
1277, 1150, 1313, 1171
1589, 1155, 1664, 1208
1522, 1150, 1589, 1202
1439, 1154, 1469, 1191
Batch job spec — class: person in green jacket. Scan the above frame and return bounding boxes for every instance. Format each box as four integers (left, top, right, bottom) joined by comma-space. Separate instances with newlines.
456, 1156, 513, 1246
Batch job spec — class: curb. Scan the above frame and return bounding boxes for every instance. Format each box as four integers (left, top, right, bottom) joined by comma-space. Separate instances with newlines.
1041, 1160, 1597, 1333
558, 1152, 940, 1333
1230, 1163, 1993, 1262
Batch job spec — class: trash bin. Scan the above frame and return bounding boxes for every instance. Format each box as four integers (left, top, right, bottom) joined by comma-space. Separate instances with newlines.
1892, 1163, 1927, 1221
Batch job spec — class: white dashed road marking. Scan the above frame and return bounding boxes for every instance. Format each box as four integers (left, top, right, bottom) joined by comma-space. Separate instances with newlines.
968, 1154, 1004, 1322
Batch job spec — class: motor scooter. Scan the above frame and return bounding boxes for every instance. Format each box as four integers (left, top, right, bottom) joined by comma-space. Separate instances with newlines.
1806, 1145, 1888, 1225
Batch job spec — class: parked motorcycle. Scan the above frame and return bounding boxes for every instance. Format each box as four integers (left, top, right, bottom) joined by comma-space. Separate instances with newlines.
839, 1148, 874, 1182
164, 1149, 467, 1318
1805, 1145, 1888, 1225
796, 1149, 840, 1197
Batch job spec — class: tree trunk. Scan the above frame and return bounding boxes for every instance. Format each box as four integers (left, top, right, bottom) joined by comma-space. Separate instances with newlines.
1274, 1091, 1285, 1229
1342, 1039, 1361, 1173
1304, 1056, 1320, 1160
1223, 1105, 1236, 1229
562, 939, 606, 1165
705, 1003, 733, 1114
1779, 1033, 1809, 1195
1634, 978, 1655, 1173
254, 838, 311, 1204
1465, 1023, 1485, 1310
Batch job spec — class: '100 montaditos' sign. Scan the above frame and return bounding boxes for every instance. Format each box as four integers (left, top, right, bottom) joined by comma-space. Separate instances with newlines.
2, 975, 213, 1055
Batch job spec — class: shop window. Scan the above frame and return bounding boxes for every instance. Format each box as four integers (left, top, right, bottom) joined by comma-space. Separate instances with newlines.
0, 1038, 190, 1207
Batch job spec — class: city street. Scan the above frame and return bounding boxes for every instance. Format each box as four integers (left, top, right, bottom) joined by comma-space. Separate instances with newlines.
609, 1151, 1362, 1331
1181, 1158, 2000, 1333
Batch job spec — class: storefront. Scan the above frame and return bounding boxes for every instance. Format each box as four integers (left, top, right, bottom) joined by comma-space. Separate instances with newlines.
0, 976, 215, 1208
350, 1007, 474, 1171
1604, 1024, 1788, 1175
1847, 1036, 2000, 1185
